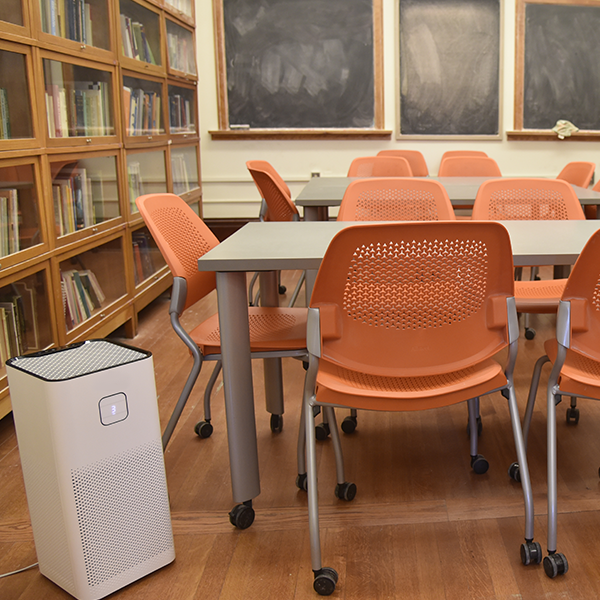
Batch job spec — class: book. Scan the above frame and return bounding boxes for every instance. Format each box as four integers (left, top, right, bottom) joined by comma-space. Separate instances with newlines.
0, 88, 10, 140
13, 282, 39, 351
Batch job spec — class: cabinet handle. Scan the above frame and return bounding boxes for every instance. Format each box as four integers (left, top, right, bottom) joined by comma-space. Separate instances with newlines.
92, 227, 99, 233
148, 136, 153, 141
86, 138, 92, 143
81, 44, 86, 50
100, 313, 106, 318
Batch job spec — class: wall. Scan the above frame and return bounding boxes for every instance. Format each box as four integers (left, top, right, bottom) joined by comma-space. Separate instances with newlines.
196, 0, 600, 219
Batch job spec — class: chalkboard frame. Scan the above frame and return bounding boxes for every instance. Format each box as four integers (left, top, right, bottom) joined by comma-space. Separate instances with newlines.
396, 0, 503, 140
510, 0, 600, 141
210, 0, 390, 140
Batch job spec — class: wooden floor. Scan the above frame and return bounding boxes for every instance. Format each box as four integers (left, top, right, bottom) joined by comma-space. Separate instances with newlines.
2, 269, 600, 599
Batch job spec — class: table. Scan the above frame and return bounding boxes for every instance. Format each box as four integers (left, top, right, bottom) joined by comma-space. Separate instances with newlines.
295, 177, 600, 221
198, 219, 600, 522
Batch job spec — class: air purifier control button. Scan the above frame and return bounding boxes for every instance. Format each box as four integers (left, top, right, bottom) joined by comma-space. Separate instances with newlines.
99, 393, 129, 425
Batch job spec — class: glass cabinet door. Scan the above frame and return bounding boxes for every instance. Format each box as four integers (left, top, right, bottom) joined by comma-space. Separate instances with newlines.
126, 149, 167, 214
119, 0, 162, 68
166, 19, 196, 77
0, 1, 24, 27
168, 84, 196, 135
170, 145, 199, 196
123, 74, 164, 137
0, 48, 33, 141
164, 0, 193, 22
131, 225, 166, 286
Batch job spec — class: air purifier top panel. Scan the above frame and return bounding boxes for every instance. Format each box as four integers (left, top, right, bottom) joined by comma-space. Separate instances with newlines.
6, 340, 151, 381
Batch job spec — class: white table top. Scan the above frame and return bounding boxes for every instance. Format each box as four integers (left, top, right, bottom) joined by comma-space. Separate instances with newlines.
198, 219, 600, 272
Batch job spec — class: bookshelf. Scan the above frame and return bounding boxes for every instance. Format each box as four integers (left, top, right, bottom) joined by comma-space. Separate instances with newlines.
0, 0, 201, 418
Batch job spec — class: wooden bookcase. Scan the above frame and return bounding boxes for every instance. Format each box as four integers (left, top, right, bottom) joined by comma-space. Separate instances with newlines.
0, 0, 201, 418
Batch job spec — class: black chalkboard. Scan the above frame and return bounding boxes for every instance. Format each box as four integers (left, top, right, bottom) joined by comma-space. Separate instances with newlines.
220, 0, 377, 129
523, 2, 600, 131
399, 0, 500, 136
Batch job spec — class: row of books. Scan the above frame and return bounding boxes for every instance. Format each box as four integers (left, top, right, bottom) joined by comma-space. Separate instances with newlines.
0, 89, 10, 140
124, 87, 162, 136
52, 167, 95, 236
171, 154, 191, 196
167, 32, 195, 75
41, 0, 94, 45
127, 162, 145, 209
165, 0, 192, 18
0, 283, 39, 364
169, 93, 194, 133
45, 81, 112, 138
61, 268, 105, 330
0, 189, 20, 258
132, 230, 157, 285
120, 15, 157, 64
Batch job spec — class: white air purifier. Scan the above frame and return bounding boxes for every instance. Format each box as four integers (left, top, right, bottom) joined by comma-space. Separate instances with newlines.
6, 339, 175, 600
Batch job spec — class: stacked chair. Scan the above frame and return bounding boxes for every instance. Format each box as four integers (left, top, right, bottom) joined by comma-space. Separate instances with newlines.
347, 155, 413, 177
440, 150, 488, 161
556, 160, 596, 218
438, 155, 502, 177
376, 149, 429, 176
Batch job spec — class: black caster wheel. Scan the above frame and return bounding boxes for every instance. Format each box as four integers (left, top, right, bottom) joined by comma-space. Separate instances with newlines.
315, 422, 330, 441
335, 481, 357, 501
508, 462, 521, 483
466, 416, 483, 437
194, 420, 213, 438
521, 541, 542, 565
471, 454, 489, 475
313, 567, 338, 596
543, 552, 568, 578
566, 407, 580, 425
296, 473, 308, 492
341, 415, 357, 434
525, 328, 536, 340
270, 413, 283, 433
278, 284, 287, 295
228, 501, 255, 530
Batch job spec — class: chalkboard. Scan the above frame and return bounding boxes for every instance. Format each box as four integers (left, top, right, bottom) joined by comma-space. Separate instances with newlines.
398, 0, 501, 137
521, 1, 600, 131
214, 0, 383, 131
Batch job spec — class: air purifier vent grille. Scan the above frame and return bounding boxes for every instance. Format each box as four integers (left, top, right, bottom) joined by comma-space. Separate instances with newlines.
10, 340, 149, 380
71, 439, 173, 588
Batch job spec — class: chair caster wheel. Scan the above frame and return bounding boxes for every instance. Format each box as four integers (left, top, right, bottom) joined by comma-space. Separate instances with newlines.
341, 415, 357, 434
521, 541, 542, 565
270, 413, 283, 433
278, 284, 287, 294
194, 420, 213, 438
471, 454, 489, 474
296, 473, 308, 492
335, 481, 357, 501
525, 328, 536, 340
543, 552, 568, 578
466, 416, 483, 437
315, 422, 330, 441
566, 407, 579, 425
508, 462, 521, 483
313, 567, 338, 596
228, 501, 255, 530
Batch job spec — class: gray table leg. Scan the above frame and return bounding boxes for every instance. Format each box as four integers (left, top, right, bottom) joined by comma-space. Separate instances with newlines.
216, 271, 260, 503
302, 206, 329, 221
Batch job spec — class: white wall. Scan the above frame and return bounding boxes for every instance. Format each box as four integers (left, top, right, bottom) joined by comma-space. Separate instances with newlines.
196, 0, 600, 219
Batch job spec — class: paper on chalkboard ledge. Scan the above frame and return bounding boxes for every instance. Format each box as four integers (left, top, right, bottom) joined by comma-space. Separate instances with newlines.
552, 120, 579, 139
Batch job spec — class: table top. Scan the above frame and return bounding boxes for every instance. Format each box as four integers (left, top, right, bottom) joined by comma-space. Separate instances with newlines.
198, 219, 600, 272
294, 176, 600, 207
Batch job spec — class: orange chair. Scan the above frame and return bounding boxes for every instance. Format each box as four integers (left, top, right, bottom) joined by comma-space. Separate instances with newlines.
298, 221, 537, 595
347, 155, 413, 177
376, 149, 429, 176
246, 160, 305, 307
337, 177, 455, 222
557, 161, 596, 218
472, 178, 585, 339
440, 150, 488, 161
520, 227, 600, 578
438, 156, 501, 177
135, 193, 307, 454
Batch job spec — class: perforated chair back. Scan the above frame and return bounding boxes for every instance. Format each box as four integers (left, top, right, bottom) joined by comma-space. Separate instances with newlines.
438, 156, 501, 177
376, 150, 429, 176
311, 221, 515, 382
472, 178, 585, 220
441, 150, 488, 161
246, 160, 299, 222
136, 193, 218, 310
556, 161, 596, 189
337, 177, 455, 221
347, 156, 413, 177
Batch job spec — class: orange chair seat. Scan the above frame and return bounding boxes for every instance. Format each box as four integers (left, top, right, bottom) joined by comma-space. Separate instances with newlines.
514, 279, 567, 313
544, 338, 600, 398
314, 357, 507, 411
191, 307, 308, 355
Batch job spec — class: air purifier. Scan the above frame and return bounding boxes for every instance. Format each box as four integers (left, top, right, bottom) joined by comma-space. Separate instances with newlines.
6, 339, 175, 600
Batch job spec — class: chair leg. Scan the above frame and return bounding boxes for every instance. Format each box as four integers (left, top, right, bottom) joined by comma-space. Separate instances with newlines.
468, 397, 488, 474
248, 272, 260, 306
523, 355, 550, 450
194, 360, 222, 439
288, 271, 306, 308
296, 403, 307, 491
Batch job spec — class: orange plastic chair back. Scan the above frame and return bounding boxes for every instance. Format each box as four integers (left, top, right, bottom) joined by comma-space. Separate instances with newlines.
559, 228, 600, 362
136, 193, 218, 310
472, 178, 585, 220
311, 221, 515, 378
438, 156, 501, 177
337, 177, 455, 221
441, 150, 488, 161
376, 150, 429, 176
347, 156, 413, 177
556, 161, 595, 188
246, 160, 299, 222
